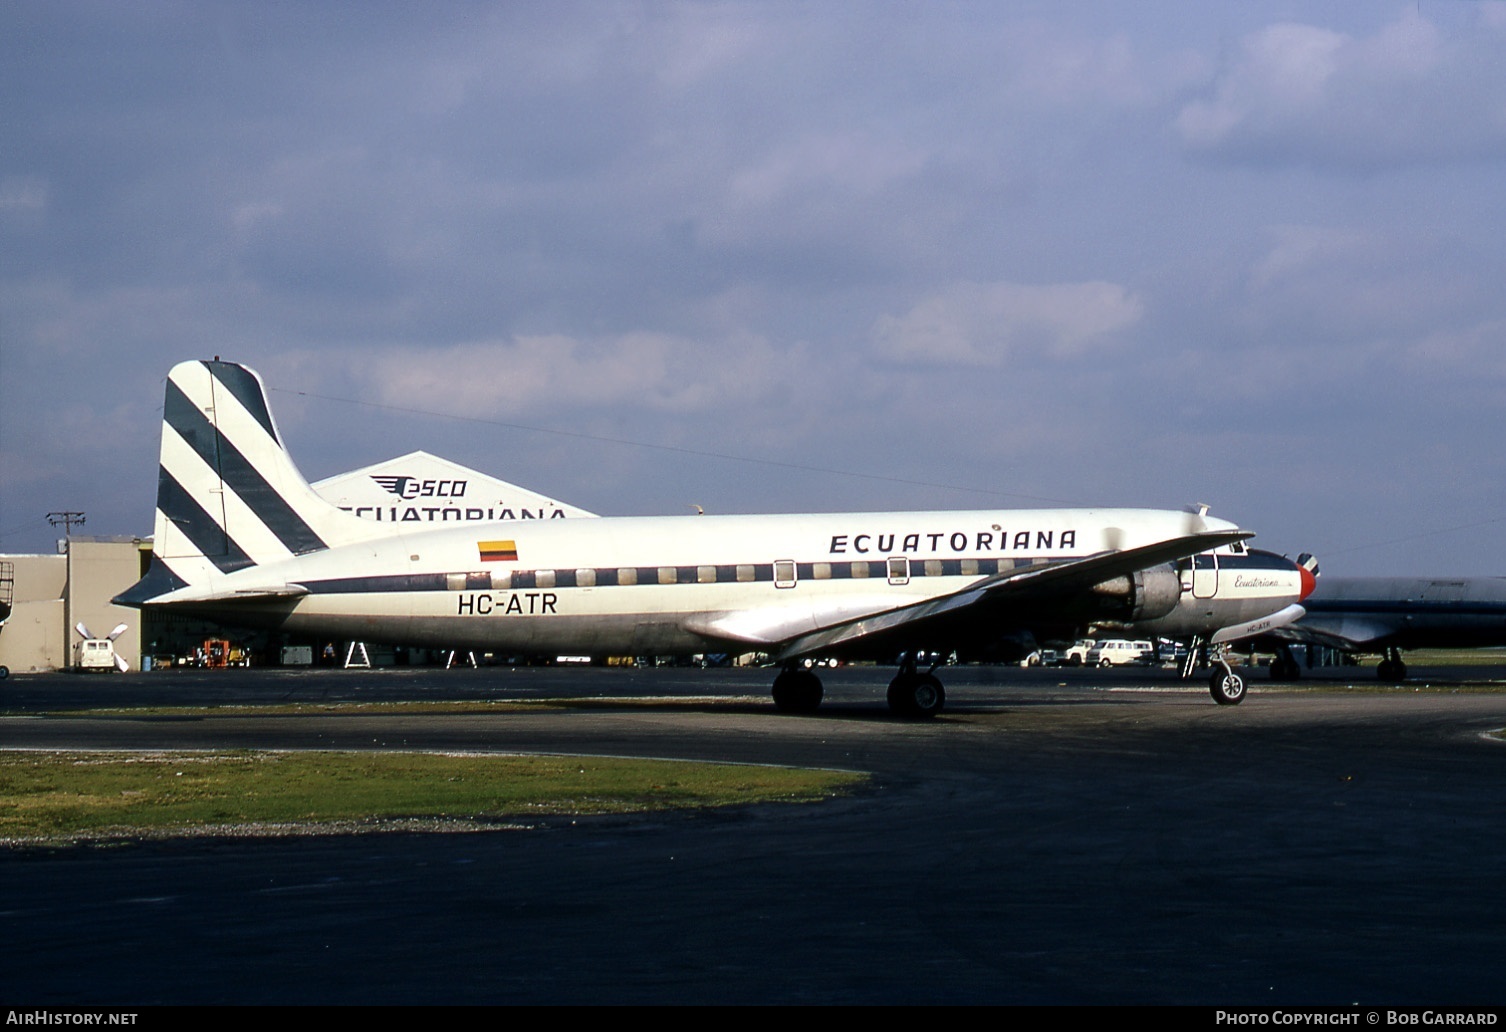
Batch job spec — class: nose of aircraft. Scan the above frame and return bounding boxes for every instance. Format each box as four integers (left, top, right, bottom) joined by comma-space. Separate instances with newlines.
1296, 552, 1319, 601
1299, 567, 1316, 600
1247, 548, 1317, 601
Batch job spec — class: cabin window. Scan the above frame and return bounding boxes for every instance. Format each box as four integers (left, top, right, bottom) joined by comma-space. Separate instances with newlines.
924, 559, 943, 578
887, 557, 910, 585
576, 568, 596, 588
961, 559, 979, 576
850, 561, 870, 579
618, 567, 637, 586
812, 562, 831, 580
736, 564, 756, 582
774, 560, 797, 589
535, 570, 556, 589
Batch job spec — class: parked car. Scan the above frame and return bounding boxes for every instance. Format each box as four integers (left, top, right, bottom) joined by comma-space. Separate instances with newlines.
1086, 639, 1156, 667
1155, 639, 1189, 667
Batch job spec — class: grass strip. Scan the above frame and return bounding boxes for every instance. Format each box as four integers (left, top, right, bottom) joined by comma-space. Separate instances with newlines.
0, 750, 864, 842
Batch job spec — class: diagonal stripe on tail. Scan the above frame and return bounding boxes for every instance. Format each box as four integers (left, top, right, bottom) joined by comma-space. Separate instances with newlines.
155, 465, 256, 573
163, 377, 325, 556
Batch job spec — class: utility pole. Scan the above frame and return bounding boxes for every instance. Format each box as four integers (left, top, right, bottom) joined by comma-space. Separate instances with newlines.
46, 511, 85, 669
46, 511, 87, 536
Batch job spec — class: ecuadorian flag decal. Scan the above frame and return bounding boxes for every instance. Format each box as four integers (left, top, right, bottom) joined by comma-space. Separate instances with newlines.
478, 540, 518, 562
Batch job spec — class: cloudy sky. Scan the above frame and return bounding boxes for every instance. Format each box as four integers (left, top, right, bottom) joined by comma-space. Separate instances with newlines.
5, 1, 1506, 575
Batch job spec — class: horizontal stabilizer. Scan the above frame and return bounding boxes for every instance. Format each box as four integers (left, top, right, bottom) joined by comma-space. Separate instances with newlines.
131, 584, 311, 607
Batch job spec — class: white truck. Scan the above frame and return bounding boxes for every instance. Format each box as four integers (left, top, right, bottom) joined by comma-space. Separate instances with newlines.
1063, 639, 1096, 666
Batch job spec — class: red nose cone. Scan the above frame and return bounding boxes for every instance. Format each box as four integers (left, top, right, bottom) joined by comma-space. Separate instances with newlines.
1299, 566, 1317, 600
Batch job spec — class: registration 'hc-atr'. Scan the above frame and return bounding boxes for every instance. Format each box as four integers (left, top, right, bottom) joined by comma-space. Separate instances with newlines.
116, 360, 1315, 716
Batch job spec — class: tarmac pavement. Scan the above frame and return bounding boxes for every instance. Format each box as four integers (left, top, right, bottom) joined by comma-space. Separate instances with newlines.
3, 664, 1505, 1005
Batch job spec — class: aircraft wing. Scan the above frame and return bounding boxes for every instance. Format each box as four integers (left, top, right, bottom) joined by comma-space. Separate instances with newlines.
771, 529, 1250, 661
1264, 616, 1395, 651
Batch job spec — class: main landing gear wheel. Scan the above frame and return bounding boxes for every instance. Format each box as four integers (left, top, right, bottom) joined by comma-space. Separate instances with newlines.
1270, 656, 1301, 680
887, 672, 944, 718
1376, 649, 1408, 683
1209, 669, 1246, 705
771, 668, 823, 714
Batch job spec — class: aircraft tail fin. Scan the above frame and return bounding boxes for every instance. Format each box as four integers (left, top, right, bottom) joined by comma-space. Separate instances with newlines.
119, 359, 381, 605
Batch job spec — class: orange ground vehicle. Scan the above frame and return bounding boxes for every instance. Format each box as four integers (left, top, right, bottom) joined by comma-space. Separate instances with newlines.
201, 639, 231, 669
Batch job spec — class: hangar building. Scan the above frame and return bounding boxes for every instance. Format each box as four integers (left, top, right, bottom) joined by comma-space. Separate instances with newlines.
0, 537, 144, 675
0, 452, 592, 673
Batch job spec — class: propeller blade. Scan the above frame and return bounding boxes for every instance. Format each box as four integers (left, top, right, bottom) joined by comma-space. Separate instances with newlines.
108, 622, 129, 641
114, 654, 130, 673
74, 621, 92, 640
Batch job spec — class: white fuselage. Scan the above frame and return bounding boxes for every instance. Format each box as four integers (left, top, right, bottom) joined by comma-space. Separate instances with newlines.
166, 507, 1245, 656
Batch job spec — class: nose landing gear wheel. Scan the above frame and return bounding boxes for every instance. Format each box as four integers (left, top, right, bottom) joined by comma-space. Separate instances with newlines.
1210, 669, 1246, 705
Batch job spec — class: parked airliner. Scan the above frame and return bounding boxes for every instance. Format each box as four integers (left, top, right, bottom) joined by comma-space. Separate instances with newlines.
116, 360, 1312, 715
1267, 575, 1506, 681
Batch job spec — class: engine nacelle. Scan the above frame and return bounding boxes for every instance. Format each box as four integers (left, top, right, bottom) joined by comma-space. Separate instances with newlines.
1088, 565, 1182, 622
